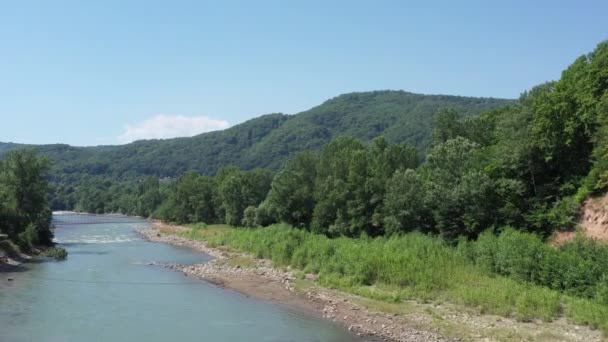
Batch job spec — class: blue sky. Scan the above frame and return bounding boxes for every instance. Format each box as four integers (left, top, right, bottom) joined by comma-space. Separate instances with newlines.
0, 0, 606, 146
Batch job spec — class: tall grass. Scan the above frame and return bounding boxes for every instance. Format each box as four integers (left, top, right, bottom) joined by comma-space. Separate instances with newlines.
188, 224, 608, 333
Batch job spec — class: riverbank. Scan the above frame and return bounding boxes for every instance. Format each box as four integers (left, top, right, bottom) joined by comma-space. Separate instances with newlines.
1, 241, 29, 290
137, 222, 603, 342
138, 222, 451, 342
0, 237, 30, 274
0, 255, 27, 273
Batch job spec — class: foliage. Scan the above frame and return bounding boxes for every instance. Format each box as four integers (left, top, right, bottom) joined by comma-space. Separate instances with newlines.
242, 206, 257, 228
0, 239, 21, 258
462, 229, 608, 299
217, 168, 273, 226
41, 246, 68, 260
383, 169, 428, 234
0, 92, 510, 212
60, 40, 608, 240
0, 149, 55, 249
310, 137, 419, 236
264, 152, 318, 227
190, 224, 608, 333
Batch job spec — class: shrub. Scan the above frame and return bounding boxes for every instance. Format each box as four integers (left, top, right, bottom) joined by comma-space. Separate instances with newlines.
596, 275, 608, 305
0, 239, 21, 258
18, 224, 40, 250
464, 228, 608, 300
254, 202, 276, 227
194, 224, 608, 334
41, 247, 68, 260
242, 206, 257, 227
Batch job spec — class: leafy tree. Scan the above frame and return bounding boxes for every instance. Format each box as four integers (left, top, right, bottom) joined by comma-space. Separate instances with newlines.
311, 137, 365, 235
366, 137, 419, 231
383, 169, 428, 234
265, 152, 318, 227
421, 138, 500, 238
242, 206, 257, 227
0, 149, 53, 247
432, 109, 464, 145
218, 169, 272, 226
253, 200, 276, 226
135, 176, 161, 217
160, 172, 218, 224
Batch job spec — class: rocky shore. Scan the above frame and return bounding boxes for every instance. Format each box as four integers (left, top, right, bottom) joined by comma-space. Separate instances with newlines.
0, 256, 26, 273
136, 223, 454, 342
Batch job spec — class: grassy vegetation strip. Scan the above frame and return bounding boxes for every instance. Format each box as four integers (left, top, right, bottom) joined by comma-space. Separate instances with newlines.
183, 223, 608, 334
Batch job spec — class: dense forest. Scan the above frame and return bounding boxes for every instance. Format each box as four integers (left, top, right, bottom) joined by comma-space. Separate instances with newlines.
0, 150, 66, 259
0, 92, 510, 210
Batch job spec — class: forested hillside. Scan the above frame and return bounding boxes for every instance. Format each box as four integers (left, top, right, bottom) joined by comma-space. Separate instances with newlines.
240, 92, 511, 170
0, 91, 510, 179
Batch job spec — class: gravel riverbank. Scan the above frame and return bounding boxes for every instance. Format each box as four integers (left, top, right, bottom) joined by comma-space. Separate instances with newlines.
136, 222, 455, 342
136, 222, 604, 342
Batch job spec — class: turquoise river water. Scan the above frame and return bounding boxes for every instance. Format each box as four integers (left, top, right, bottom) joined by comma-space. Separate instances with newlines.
0, 214, 364, 342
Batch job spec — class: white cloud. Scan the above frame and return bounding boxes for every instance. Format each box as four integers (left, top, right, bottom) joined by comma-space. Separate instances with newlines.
118, 114, 230, 144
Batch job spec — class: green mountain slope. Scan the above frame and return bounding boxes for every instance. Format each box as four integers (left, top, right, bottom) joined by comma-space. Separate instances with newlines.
242, 91, 512, 169
0, 90, 512, 178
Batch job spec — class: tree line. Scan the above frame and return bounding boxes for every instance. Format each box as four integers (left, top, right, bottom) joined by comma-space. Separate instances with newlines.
0, 150, 58, 254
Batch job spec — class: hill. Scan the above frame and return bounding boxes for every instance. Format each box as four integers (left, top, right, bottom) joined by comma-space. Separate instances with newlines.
0, 91, 512, 179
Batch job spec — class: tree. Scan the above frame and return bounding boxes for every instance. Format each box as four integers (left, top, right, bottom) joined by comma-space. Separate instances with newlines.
312, 137, 365, 235
0, 149, 53, 247
432, 109, 464, 145
242, 206, 257, 227
218, 169, 272, 226
422, 138, 498, 239
366, 137, 419, 232
165, 172, 219, 224
383, 169, 428, 234
265, 152, 318, 227
424, 137, 479, 182
135, 176, 161, 217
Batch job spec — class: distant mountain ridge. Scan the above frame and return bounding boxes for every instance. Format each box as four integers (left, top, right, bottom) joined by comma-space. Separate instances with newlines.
0, 90, 513, 179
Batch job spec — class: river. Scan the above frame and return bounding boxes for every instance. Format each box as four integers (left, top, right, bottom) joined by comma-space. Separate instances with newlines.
0, 214, 363, 342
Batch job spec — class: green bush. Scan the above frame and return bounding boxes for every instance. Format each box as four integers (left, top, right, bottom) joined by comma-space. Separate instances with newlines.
242, 206, 257, 228
18, 224, 40, 250
0, 239, 21, 258
462, 228, 608, 299
41, 247, 68, 260
596, 275, 608, 305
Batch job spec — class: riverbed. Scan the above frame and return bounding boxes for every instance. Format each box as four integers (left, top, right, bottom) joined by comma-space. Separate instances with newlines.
0, 214, 364, 342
